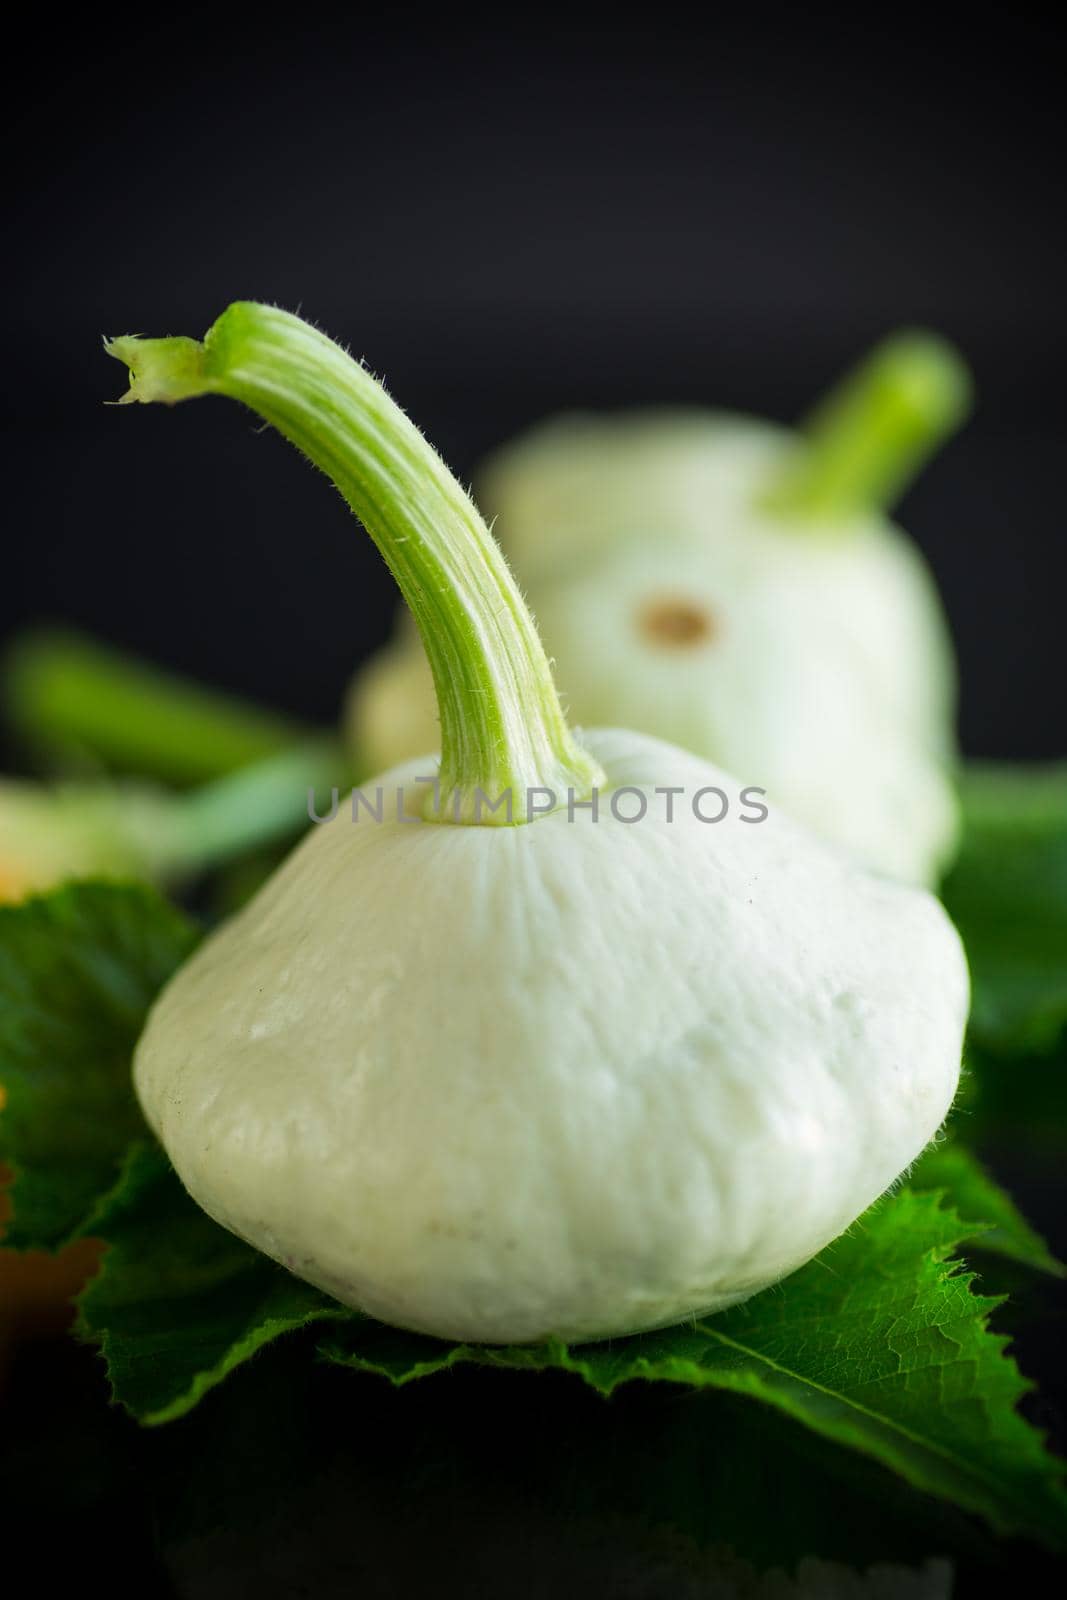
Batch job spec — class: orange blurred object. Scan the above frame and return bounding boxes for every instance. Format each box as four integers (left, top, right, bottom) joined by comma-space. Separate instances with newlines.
0, 1164, 104, 1375
0, 861, 33, 901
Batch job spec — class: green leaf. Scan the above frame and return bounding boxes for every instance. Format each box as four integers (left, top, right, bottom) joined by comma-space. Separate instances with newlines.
0, 881, 199, 1249
78, 1135, 1066, 1544
944, 763, 1067, 1056
908, 1140, 1064, 1275
5, 884, 1064, 1550
76, 1140, 350, 1425
323, 1189, 1067, 1547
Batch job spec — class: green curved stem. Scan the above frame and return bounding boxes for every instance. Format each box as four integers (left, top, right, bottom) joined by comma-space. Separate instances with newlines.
766, 330, 973, 521
107, 305, 602, 824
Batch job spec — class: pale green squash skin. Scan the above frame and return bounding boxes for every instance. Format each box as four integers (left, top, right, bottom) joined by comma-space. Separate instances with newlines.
136, 730, 968, 1344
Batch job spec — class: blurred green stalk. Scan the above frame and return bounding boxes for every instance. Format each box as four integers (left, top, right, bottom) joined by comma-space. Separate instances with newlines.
4, 629, 315, 784
766, 330, 973, 520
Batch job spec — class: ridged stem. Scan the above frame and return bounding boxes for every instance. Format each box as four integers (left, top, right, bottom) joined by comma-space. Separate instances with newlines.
107, 304, 602, 823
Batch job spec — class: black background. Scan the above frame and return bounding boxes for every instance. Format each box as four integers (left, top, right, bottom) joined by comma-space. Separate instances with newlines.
4, 16, 1066, 758
3, 14, 1066, 1595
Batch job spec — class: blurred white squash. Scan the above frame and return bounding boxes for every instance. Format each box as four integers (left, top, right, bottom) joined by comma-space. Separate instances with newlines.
349, 335, 969, 884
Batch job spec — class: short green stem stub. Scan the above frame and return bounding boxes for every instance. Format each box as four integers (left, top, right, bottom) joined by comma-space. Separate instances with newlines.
765, 329, 973, 522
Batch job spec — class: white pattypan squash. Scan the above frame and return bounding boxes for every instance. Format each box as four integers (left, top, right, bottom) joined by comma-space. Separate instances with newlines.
111, 306, 968, 1346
